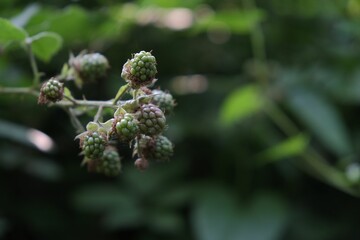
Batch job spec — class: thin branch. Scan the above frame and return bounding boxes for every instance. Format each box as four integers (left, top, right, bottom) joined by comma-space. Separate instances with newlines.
53, 99, 118, 108
0, 87, 39, 97
25, 38, 41, 88
242, 0, 266, 62
65, 107, 85, 133
93, 105, 104, 123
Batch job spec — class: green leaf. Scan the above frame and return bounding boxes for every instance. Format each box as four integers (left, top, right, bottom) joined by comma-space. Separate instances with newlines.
113, 83, 130, 104
0, 18, 27, 45
220, 84, 264, 125
192, 187, 288, 240
24, 158, 62, 181
30, 31, 63, 62
139, 0, 204, 8
287, 89, 352, 156
257, 134, 309, 165
63, 87, 73, 100
73, 184, 142, 229
86, 122, 99, 131
73, 185, 135, 212
194, 10, 265, 34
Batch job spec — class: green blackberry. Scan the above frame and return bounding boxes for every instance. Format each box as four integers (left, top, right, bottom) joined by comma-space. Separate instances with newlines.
72, 53, 109, 82
137, 104, 166, 136
121, 51, 157, 88
97, 148, 122, 176
38, 78, 64, 104
151, 90, 175, 114
114, 113, 139, 141
148, 135, 173, 161
81, 131, 107, 159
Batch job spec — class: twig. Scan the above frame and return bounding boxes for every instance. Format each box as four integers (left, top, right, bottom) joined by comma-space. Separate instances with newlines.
93, 105, 104, 123
65, 107, 85, 133
0, 87, 39, 97
25, 38, 41, 88
53, 99, 118, 108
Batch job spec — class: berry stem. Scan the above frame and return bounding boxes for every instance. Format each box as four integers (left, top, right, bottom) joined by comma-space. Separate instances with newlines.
93, 105, 104, 123
53, 99, 118, 108
0, 87, 39, 96
25, 38, 41, 89
64, 107, 85, 133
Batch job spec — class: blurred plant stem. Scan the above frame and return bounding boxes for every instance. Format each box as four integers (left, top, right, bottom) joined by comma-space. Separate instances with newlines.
25, 38, 41, 88
0, 87, 39, 96
242, 0, 266, 63
242, 0, 357, 196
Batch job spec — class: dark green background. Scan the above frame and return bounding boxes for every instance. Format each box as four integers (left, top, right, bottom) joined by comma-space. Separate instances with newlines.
1, 0, 360, 239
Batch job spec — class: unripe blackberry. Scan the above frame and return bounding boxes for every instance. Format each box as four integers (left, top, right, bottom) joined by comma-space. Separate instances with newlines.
72, 53, 109, 82
152, 90, 175, 114
121, 51, 157, 88
137, 103, 166, 136
97, 148, 122, 177
149, 135, 173, 161
113, 113, 139, 141
38, 78, 64, 104
134, 158, 149, 171
81, 131, 107, 159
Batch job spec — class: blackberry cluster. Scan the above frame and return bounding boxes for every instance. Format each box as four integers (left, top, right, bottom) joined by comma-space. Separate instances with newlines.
69, 50, 175, 175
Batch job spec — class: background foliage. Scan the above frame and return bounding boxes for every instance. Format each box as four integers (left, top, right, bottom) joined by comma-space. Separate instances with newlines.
1, 0, 360, 239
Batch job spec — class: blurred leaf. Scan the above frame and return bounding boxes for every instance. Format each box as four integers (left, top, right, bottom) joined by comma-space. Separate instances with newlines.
195, 10, 264, 34
155, 184, 194, 207
287, 89, 352, 156
47, 6, 91, 42
11, 3, 40, 28
24, 158, 62, 181
124, 161, 185, 195
73, 184, 137, 212
63, 87, 73, 99
139, 0, 204, 8
257, 134, 309, 165
0, 218, 8, 238
220, 84, 264, 125
73, 184, 142, 229
0, 18, 27, 45
147, 210, 183, 233
192, 187, 288, 240
0, 119, 55, 152
102, 206, 143, 229
30, 31, 63, 62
